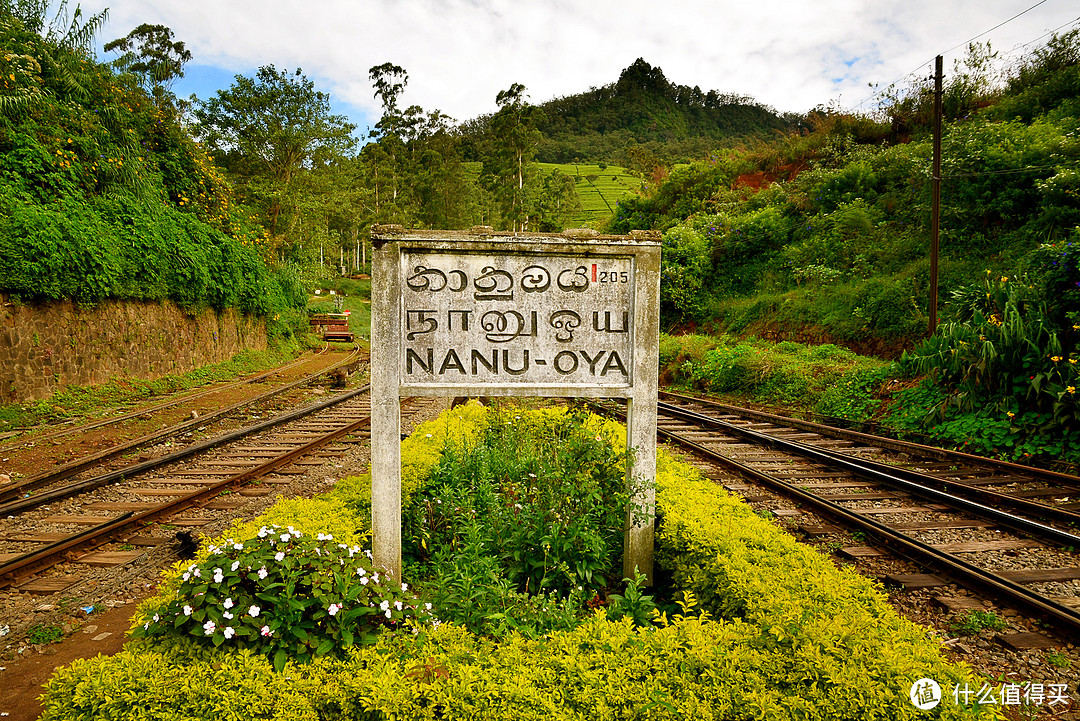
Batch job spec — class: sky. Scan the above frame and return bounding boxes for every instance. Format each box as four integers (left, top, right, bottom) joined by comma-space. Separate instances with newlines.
78, 0, 1080, 138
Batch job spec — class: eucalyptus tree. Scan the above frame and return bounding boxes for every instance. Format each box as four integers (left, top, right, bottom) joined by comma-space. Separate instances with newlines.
365, 62, 478, 229
482, 83, 545, 231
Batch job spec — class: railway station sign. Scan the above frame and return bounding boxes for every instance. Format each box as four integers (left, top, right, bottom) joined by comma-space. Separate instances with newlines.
369, 226, 661, 580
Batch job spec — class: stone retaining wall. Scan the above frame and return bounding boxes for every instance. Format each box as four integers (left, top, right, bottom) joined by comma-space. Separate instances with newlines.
0, 293, 267, 404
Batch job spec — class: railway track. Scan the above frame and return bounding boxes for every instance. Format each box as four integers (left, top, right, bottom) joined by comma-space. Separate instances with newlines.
591, 391, 1080, 647
0, 347, 364, 507
0, 386, 434, 623
0, 385, 364, 589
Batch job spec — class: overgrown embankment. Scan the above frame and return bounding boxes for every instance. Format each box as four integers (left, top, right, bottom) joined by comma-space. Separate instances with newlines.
0, 12, 309, 404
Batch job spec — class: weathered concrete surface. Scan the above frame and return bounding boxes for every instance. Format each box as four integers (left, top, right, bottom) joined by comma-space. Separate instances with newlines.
370, 225, 660, 580
0, 293, 266, 404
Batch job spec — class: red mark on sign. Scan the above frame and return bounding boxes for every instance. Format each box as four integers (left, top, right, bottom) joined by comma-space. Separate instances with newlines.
591, 264, 597, 282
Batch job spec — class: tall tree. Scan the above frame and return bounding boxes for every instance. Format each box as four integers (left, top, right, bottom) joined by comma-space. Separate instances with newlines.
367, 62, 409, 211
104, 23, 191, 105
482, 83, 544, 231
192, 65, 356, 236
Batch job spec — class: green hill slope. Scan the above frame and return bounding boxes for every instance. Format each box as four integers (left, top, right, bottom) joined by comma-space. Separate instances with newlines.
535, 58, 795, 163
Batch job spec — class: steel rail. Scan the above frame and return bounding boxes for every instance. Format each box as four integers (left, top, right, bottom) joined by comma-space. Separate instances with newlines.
656, 400, 1080, 548
587, 399, 1080, 638
658, 389, 1080, 489
0, 393, 390, 586
0, 382, 370, 517
0, 347, 364, 506
0, 344, 333, 454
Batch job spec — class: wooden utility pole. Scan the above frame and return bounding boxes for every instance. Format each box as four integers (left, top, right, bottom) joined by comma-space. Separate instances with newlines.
929, 55, 943, 334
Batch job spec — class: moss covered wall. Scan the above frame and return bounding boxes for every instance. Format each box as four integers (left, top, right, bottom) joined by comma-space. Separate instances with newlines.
0, 293, 266, 403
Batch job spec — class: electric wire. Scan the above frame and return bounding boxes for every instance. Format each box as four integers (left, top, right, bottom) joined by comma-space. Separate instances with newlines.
851, 1, 1076, 112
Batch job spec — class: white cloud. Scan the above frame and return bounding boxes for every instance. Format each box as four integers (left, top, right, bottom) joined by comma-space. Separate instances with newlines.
84, 0, 1080, 130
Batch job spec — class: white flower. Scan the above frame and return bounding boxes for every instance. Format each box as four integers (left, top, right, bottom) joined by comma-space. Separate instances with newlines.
280, 533, 291, 543
248, 605, 260, 617
223, 611, 234, 620
400, 582, 408, 592
192, 568, 201, 578
394, 601, 403, 611
257, 566, 268, 580
231, 560, 240, 572
183, 605, 193, 616
379, 600, 390, 611
223, 598, 234, 609
182, 572, 190, 582
152, 614, 160, 622
328, 603, 341, 616
384, 609, 392, 618
373, 572, 380, 583
257, 527, 269, 538
203, 620, 216, 635
212, 568, 224, 584
274, 551, 285, 562
232, 542, 243, 551
425, 603, 433, 611
359, 576, 369, 585
223, 626, 235, 640
260, 625, 273, 637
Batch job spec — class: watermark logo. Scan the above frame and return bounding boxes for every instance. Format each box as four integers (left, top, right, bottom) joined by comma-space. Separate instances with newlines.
910, 678, 942, 710
908, 678, 1073, 710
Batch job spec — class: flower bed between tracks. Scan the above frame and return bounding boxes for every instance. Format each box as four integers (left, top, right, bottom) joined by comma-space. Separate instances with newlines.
39, 403, 995, 720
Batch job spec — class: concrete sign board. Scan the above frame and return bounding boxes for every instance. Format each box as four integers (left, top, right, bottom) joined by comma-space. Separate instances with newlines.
370, 226, 660, 581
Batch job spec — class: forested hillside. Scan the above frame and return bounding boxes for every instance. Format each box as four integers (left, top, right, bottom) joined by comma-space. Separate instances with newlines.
618, 34, 1080, 465
531, 58, 794, 164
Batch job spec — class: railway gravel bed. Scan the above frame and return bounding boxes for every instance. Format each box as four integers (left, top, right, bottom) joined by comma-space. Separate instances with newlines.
0, 365, 447, 718
669, 447, 1080, 715
590, 394, 1080, 715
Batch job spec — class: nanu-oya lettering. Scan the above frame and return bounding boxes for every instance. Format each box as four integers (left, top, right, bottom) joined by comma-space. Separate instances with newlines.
406, 348, 629, 377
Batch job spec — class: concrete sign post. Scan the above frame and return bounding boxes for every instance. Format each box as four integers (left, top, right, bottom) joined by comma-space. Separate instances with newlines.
370, 226, 660, 581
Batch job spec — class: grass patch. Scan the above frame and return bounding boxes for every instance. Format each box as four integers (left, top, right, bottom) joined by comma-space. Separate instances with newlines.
536, 162, 640, 228
659, 332, 896, 424
0, 345, 302, 435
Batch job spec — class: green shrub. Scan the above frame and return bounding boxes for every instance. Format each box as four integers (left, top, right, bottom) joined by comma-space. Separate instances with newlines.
41, 403, 993, 720
404, 407, 632, 596
659, 333, 894, 421
131, 525, 428, 671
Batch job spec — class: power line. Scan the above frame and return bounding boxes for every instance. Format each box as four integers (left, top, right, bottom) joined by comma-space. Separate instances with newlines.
944, 159, 1080, 179
851, 0, 1072, 112
942, 0, 1050, 56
